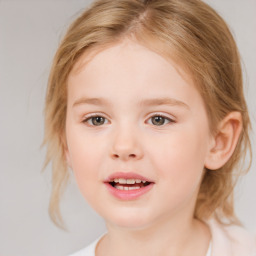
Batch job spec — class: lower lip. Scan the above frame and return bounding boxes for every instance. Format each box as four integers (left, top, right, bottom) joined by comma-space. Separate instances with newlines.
105, 183, 154, 200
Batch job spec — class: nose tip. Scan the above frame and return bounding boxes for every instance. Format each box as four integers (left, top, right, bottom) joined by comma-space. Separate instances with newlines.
110, 130, 143, 161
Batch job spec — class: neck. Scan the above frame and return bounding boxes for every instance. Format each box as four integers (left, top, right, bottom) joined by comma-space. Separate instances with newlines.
96, 214, 211, 256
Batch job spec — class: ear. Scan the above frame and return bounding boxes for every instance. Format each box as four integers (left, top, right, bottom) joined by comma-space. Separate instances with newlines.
205, 112, 242, 170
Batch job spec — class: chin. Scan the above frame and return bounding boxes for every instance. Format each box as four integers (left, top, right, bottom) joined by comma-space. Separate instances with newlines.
104, 209, 155, 230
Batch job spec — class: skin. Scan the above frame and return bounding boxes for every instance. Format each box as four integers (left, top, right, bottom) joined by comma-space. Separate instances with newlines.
65, 40, 241, 256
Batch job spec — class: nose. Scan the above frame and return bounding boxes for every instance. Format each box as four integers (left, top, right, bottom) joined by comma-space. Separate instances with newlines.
110, 126, 144, 161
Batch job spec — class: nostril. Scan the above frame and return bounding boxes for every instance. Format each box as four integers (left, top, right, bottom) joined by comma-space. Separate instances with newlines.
112, 153, 136, 159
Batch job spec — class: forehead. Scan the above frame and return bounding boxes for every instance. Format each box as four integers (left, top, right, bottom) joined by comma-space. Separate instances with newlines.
69, 39, 195, 90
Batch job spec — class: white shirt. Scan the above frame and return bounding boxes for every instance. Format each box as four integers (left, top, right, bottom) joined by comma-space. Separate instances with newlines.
69, 235, 102, 256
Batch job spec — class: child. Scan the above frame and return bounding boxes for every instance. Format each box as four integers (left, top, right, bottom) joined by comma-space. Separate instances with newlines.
44, 0, 256, 255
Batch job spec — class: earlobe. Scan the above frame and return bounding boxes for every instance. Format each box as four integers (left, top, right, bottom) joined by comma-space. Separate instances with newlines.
205, 112, 242, 170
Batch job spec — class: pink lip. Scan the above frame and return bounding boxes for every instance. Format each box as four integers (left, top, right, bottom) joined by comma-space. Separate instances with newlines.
104, 172, 154, 200
105, 172, 154, 183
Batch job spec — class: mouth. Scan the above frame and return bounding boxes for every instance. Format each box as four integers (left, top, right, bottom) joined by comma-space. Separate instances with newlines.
104, 172, 154, 200
108, 178, 151, 191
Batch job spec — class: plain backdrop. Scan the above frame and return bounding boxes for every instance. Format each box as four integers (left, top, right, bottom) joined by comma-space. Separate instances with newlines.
0, 0, 256, 255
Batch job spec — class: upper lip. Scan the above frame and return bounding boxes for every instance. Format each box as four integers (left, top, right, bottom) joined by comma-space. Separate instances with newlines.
104, 172, 154, 183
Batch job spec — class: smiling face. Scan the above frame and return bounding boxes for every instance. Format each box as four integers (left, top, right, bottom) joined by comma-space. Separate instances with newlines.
65, 40, 213, 229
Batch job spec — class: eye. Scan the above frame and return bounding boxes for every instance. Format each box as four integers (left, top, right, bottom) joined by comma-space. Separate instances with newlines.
147, 115, 174, 126
83, 115, 108, 126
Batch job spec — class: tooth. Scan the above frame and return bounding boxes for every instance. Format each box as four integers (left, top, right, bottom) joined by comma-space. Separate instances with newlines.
115, 185, 124, 190
129, 186, 140, 190
113, 178, 149, 185
127, 179, 135, 184
124, 187, 129, 191
118, 178, 126, 184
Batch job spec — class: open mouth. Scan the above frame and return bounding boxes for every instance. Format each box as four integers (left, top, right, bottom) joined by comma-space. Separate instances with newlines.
108, 178, 151, 191
105, 173, 154, 199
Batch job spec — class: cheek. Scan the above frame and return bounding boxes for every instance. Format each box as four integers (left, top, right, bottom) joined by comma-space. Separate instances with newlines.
148, 126, 209, 192
66, 130, 105, 195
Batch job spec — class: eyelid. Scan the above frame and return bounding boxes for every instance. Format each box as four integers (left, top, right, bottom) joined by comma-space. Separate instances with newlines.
147, 112, 176, 120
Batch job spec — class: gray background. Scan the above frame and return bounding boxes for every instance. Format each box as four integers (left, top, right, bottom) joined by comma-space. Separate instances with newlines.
0, 0, 255, 255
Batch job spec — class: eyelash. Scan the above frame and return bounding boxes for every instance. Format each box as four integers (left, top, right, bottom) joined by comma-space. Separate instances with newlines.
147, 114, 175, 126
82, 114, 109, 126
82, 113, 175, 127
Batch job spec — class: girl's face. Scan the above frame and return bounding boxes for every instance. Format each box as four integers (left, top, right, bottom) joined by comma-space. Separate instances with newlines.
66, 40, 213, 229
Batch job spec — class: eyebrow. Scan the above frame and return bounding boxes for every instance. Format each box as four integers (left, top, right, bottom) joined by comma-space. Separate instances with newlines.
73, 97, 111, 107
72, 97, 190, 109
138, 98, 189, 109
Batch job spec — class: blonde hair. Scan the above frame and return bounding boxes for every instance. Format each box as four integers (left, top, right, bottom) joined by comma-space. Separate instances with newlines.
44, 0, 251, 227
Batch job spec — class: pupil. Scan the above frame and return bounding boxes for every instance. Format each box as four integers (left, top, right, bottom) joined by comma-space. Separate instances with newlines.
153, 116, 164, 125
92, 116, 104, 125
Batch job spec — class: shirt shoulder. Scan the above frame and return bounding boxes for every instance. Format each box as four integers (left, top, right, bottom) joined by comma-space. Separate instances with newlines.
69, 235, 103, 256
207, 218, 256, 256
225, 223, 256, 256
